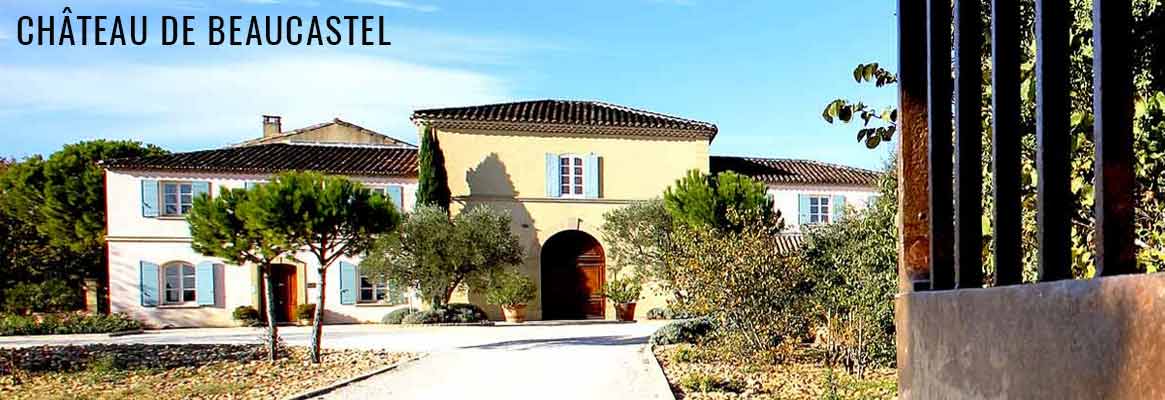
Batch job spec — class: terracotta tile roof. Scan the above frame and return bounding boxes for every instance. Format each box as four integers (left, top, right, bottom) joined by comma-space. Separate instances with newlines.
101, 143, 418, 177
711, 156, 880, 186
411, 100, 718, 140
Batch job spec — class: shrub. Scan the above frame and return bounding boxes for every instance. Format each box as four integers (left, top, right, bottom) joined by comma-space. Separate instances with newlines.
295, 304, 316, 321
442, 303, 487, 323
401, 309, 445, 325
3, 280, 81, 315
646, 307, 670, 320
650, 317, 714, 345
599, 274, 642, 305
485, 269, 537, 307
381, 308, 418, 324
677, 372, 741, 393
231, 306, 260, 323
0, 312, 142, 336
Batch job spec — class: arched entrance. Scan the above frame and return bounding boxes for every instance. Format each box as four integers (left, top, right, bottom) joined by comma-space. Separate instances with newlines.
541, 230, 605, 319
259, 264, 298, 323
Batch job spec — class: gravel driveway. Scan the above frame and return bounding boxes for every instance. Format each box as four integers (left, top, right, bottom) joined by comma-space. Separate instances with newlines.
0, 320, 674, 400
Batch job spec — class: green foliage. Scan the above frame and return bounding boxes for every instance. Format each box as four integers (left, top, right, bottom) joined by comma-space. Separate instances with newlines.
821, 63, 899, 149
443, 303, 487, 323
669, 210, 809, 358
650, 317, 715, 345
485, 269, 537, 307
0, 313, 142, 336
678, 372, 741, 393
401, 309, 445, 324
663, 170, 778, 232
601, 199, 685, 298
416, 125, 452, 210
646, 306, 697, 320
231, 306, 260, 323
800, 168, 898, 374
599, 274, 643, 305
2, 279, 81, 315
381, 307, 418, 324
362, 204, 524, 306
295, 304, 316, 321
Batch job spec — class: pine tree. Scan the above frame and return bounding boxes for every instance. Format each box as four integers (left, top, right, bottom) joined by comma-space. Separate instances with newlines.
416, 125, 452, 211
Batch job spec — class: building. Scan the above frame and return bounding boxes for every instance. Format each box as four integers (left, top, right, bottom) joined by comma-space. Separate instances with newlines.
101, 100, 879, 327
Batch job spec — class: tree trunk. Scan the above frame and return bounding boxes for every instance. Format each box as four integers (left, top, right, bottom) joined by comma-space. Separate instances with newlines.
261, 265, 280, 361
309, 268, 327, 363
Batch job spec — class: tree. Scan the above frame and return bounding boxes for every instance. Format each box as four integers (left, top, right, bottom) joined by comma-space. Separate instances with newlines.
361, 204, 524, 307
415, 125, 452, 210
663, 170, 778, 231
188, 187, 295, 361
251, 171, 400, 363
600, 199, 685, 299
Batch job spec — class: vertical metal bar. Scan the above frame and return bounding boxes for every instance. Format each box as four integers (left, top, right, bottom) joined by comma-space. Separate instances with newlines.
953, 0, 982, 288
992, 0, 1023, 285
928, 0, 955, 290
1034, 0, 1072, 281
897, 0, 933, 292
1093, 0, 1137, 276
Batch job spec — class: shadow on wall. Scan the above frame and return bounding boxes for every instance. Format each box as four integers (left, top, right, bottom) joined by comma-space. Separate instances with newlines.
463, 153, 541, 320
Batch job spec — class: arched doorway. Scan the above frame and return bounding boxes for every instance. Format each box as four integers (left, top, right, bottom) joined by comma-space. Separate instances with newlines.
541, 230, 605, 319
259, 264, 298, 323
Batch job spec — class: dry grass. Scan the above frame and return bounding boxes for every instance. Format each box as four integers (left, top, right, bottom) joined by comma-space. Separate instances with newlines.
0, 346, 415, 400
654, 344, 896, 399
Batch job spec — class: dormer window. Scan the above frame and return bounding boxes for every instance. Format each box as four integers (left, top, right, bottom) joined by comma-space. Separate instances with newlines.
560, 156, 585, 196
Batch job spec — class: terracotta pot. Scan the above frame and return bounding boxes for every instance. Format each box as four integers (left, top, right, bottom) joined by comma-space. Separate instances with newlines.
615, 302, 637, 322
502, 304, 527, 323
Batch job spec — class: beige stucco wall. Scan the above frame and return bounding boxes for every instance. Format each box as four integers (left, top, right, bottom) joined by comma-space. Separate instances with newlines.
257, 122, 413, 146
105, 169, 418, 327
434, 127, 709, 320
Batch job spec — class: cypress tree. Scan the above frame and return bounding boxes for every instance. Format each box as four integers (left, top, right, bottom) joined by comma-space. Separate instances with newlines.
416, 125, 452, 211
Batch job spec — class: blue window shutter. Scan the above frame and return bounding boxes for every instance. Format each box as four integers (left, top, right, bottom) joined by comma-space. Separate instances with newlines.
196, 261, 216, 306
545, 153, 561, 197
140, 261, 159, 307
339, 261, 357, 305
192, 181, 211, 200
584, 154, 600, 198
831, 195, 846, 222
386, 185, 404, 212
141, 180, 159, 218
797, 194, 810, 225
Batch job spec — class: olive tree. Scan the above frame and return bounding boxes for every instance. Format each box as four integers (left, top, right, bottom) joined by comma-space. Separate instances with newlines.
251, 172, 400, 363
361, 204, 523, 307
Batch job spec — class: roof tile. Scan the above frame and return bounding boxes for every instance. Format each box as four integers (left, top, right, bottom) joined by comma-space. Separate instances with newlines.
711, 156, 881, 186
102, 143, 418, 177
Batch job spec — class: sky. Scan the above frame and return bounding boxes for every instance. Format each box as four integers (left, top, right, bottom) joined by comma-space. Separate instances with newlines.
0, 0, 898, 169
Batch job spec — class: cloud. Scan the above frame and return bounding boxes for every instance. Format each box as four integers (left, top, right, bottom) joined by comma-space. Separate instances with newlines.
352, 0, 439, 13
0, 54, 510, 147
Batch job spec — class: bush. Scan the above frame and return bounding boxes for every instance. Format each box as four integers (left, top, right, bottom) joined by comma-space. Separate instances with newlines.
0, 312, 142, 336
646, 306, 698, 320
3, 280, 81, 315
232, 306, 260, 323
485, 269, 537, 307
381, 308, 418, 324
399, 303, 488, 324
650, 317, 714, 345
295, 304, 316, 321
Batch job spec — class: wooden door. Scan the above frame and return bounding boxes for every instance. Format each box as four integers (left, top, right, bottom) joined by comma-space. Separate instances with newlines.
271, 265, 297, 323
542, 230, 606, 320
577, 247, 605, 319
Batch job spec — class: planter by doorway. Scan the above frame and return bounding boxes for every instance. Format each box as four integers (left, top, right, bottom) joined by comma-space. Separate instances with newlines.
502, 304, 527, 323
614, 302, 637, 322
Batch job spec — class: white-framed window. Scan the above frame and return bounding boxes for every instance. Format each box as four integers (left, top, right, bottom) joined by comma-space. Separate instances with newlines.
808, 195, 831, 224
163, 262, 196, 304
161, 181, 194, 216
370, 185, 405, 212
559, 155, 585, 196
358, 274, 391, 304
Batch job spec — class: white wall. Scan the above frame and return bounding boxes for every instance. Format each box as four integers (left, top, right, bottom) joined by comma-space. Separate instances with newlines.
106, 169, 419, 327
768, 183, 878, 232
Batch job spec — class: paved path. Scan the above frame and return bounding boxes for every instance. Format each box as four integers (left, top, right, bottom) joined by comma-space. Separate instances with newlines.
0, 321, 674, 400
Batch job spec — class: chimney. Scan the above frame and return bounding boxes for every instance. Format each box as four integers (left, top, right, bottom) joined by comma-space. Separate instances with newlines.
262, 115, 282, 138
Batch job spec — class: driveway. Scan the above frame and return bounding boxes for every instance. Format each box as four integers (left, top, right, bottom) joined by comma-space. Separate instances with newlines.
0, 320, 674, 400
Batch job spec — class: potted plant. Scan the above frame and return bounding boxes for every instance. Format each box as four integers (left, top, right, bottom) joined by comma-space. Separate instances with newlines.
601, 275, 643, 322
486, 269, 537, 323
232, 305, 260, 327
295, 303, 316, 326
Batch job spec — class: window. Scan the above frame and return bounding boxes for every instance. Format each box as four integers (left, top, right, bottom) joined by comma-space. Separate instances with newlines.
359, 275, 391, 303
163, 262, 196, 304
559, 156, 585, 196
370, 185, 405, 212
808, 196, 831, 224
161, 182, 194, 216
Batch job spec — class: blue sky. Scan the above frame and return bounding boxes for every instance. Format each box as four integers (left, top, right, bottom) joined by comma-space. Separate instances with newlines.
0, 0, 897, 169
